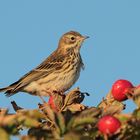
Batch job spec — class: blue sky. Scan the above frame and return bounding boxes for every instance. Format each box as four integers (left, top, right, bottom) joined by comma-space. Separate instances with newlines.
0, 0, 140, 115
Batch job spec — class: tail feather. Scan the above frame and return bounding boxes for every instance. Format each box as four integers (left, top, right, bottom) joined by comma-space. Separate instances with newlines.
5, 90, 15, 97
0, 87, 10, 93
0, 87, 11, 96
0, 83, 18, 97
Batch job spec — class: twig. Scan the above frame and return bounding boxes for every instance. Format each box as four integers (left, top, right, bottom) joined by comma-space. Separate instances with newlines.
11, 101, 23, 112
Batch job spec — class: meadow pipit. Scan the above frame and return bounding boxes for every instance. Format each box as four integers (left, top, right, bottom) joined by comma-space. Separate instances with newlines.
0, 31, 89, 98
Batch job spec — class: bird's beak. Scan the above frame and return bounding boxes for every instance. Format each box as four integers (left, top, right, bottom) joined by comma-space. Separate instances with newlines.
77, 36, 89, 43
82, 36, 89, 41
84, 36, 89, 39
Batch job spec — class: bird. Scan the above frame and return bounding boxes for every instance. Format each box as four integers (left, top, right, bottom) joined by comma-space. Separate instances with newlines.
0, 31, 89, 98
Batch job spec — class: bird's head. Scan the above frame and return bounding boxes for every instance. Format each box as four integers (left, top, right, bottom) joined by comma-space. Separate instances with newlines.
57, 31, 89, 54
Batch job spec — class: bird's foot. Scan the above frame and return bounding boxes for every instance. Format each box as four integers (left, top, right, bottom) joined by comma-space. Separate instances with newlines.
38, 95, 46, 103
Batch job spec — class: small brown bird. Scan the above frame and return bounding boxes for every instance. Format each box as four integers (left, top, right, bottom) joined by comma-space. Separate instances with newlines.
0, 31, 89, 98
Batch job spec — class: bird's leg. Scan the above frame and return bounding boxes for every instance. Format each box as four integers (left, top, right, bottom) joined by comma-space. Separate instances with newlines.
38, 95, 46, 103
36, 91, 46, 103
42, 89, 54, 96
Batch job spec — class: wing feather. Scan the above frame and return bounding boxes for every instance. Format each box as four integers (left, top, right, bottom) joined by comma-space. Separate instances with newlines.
11, 51, 65, 92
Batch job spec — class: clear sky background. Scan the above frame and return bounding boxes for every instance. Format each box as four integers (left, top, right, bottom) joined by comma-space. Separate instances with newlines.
0, 0, 140, 115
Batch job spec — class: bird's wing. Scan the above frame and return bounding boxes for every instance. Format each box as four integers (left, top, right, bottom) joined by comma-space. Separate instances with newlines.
9, 52, 65, 92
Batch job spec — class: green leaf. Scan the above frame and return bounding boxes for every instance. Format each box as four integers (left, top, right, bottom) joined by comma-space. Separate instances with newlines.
116, 114, 131, 123
17, 109, 44, 119
78, 107, 101, 118
132, 87, 140, 107
23, 117, 40, 127
28, 128, 52, 139
117, 121, 140, 140
55, 112, 66, 135
133, 108, 140, 119
39, 103, 55, 121
0, 128, 9, 140
52, 129, 61, 139
64, 132, 81, 140
67, 107, 100, 130
72, 117, 97, 129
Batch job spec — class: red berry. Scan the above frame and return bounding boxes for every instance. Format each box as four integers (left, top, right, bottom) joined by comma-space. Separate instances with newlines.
97, 115, 121, 135
48, 96, 57, 111
112, 79, 134, 101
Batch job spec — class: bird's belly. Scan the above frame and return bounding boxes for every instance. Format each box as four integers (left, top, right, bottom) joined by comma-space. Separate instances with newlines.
41, 66, 80, 92
24, 64, 81, 96
54, 68, 80, 91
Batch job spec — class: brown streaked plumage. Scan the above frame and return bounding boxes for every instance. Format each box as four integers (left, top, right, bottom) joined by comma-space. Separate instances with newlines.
0, 31, 89, 97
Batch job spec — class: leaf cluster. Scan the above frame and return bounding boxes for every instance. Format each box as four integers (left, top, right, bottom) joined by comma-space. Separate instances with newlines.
0, 87, 140, 140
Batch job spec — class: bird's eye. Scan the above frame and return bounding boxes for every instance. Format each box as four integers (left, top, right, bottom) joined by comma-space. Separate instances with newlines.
70, 36, 75, 41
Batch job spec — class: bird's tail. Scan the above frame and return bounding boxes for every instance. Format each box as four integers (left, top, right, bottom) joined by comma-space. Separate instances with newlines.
0, 85, 17, 97
0, 80, 22, 96
0, 87, 9, 92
